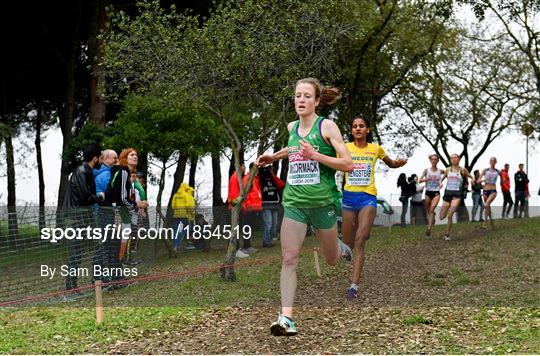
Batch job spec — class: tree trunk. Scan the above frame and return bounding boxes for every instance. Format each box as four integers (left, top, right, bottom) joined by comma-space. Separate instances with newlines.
57, 0, 81, 207
5, 129, 19, 248
220, 145, 250, 281
228, 146, 244, 178
88, 0, 108, 127
211, 150, 225, 238
156, 159, 175, 257
211, 150, 223, 207
35, 104, 46, 232
188, 155, 198, 188
220, 202, 241, 282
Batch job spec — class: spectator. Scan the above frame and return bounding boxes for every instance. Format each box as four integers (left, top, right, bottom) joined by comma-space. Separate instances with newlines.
500, 163, 513, 218
62, 143, 104, 295
135, 172, 150, 232
471, 170, 485, 222
92, 149, 118, 285
171, 183, 196, 252
94, 149, 118, 196
457, 169, 470, 223
513, 163, 529, 218
106, 148, 148, 278
259, 165, 285, 247
397, 173, 414, 226
410, 174, 427, 225
241, 163, 262, 254
191, 213, 210, 251
227, 162, 245, 210
126, 171, 147, 264
524, 183, 530, 218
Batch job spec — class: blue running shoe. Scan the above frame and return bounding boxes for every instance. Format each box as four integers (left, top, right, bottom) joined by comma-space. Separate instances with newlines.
270, 314, 298, 336
346, 287, 358, 300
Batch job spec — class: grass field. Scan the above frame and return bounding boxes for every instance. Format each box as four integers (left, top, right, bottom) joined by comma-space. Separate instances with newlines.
1, 218, 538, 354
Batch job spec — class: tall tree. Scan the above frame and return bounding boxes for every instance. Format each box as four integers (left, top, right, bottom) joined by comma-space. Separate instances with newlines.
465, 0, 539, 95
104, 0, 350, 280
57, 0, 83, 207
88, 0, 109, 127
333, 0, 452, 142
392, 28, 534, 171
211, 150, 223, 207
0, 123, 19, 246
188, 155, 197, 188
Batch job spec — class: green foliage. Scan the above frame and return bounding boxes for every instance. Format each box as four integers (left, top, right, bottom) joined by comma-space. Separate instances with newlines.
105, 0, 353, 153
332, 0, 453, 134
63, 122, 106, 173
103, 94, 213, 161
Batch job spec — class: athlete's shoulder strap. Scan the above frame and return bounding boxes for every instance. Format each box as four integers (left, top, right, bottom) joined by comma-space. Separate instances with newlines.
317, 116, 332, 145
289, 120, 299, 133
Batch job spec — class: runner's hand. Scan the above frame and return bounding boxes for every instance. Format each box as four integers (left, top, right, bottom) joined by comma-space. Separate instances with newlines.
300, 140, 316, 160
256, 154, 274, 167
395, 158, 407, 167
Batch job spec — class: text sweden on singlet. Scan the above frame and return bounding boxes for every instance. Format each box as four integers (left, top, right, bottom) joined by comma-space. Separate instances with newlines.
288, 146, 320, 185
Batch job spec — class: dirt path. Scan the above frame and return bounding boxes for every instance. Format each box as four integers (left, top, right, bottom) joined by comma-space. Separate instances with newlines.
102, 222, 539, 354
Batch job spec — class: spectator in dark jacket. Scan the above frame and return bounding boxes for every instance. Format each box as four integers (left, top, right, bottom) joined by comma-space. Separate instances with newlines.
62, 143, 104, 294
397, 173, 415, 226
513, 164, 529, 218
241, 163, 262, 254
260, 165, 285, 247
106, 148, 148, 270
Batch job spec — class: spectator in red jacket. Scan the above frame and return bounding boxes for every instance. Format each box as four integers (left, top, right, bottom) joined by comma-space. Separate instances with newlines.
500, 163, 513, 218
227, 162, 245, 210
241, 163, 262, 254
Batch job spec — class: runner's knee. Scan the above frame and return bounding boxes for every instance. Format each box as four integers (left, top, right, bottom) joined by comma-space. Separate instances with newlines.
282, 248, 300, 268
325, 253, 338, 266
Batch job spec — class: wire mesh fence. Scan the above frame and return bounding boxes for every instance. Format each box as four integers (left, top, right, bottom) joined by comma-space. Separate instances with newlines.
1, 201, 538, 308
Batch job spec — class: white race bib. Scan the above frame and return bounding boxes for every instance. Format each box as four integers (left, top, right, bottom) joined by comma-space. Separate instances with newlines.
288, 158, 320, 185
446, 172, 462, 191
348, 162, 372, 186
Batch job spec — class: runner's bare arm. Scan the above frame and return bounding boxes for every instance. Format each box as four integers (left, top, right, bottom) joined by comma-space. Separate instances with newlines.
478, 169, 486, 184
300, 120, 353, 173
382, 155, 407, 168
256, 122, 295, 166
440, 169, 448, 189
418, 169, 428, 183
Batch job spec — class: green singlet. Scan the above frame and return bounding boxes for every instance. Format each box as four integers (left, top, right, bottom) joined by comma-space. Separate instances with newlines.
283, 116, 339, 209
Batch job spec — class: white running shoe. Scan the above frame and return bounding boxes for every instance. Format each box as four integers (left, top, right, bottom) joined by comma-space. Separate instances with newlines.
444, 234, 451, 241
270, 314, 298, 336
338, 238, 353, 262
235, 249, 250, 258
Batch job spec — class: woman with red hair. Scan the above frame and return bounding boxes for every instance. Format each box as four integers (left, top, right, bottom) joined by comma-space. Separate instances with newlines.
108, 148, 148, 272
